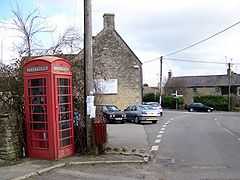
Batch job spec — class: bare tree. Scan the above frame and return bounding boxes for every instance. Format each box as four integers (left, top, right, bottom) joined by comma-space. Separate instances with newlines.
45, 27, 82, 55
8, 4, 51, 57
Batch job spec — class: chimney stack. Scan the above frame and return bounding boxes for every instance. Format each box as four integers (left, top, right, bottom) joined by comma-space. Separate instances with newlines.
168, 70, 172, 79
103, 13, 115, 30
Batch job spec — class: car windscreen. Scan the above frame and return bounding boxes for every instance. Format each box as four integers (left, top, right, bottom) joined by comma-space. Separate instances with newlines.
106, 105, 120, 112
138, 105, 154, 110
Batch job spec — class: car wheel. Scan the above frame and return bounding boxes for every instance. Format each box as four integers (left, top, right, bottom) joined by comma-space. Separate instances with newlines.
134, 117, 140, 124
121, 120, 125, 124
152, 121, 157, 124
189, 108, 194, 112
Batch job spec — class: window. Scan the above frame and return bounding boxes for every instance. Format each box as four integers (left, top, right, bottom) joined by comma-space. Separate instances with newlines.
237, 87, 240, 96
193, 88, 197, 93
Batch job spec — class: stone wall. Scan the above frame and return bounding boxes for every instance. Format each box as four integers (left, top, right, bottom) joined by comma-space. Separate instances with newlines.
0, 113, 21, 161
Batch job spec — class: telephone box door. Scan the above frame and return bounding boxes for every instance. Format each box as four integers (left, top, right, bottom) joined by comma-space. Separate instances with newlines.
55, 76, 74, 158
26, 77, 50, 157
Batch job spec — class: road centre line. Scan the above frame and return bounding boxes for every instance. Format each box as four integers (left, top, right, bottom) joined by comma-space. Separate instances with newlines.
163, 124, 167, 127
155, 139, 161, 143
161, 128, 165, 131
157, 134, 162, 138
159, 131, 165, 134
151, 145, 159, 151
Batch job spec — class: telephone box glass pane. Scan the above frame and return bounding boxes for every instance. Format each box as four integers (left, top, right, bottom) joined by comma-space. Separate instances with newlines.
28, 78, 48, 149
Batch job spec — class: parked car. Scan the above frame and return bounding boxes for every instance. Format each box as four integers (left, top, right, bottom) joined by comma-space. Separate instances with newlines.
99, 105, 126, 123
124, 104, 161, 124
142, 102, 163, 116
187, 103, 214, 112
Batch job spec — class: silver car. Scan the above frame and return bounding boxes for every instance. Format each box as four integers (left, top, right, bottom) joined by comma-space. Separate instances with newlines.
143, 102, 163, 116
124, 104, 161, 124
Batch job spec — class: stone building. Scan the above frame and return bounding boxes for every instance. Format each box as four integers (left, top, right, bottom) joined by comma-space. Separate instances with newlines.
73, 13, 142, 110
165, 70, 240, 105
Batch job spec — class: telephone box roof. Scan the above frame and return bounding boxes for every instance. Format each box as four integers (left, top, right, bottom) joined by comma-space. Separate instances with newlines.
23, 56, 71, 65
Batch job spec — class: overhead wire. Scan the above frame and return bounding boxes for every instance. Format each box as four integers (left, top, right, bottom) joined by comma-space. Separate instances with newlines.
164, 57, 227, 64
164, 19, 240, 57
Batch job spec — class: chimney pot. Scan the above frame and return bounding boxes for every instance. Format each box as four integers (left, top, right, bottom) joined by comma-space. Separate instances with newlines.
168, 71, 172, 79
103, 13, 115, 30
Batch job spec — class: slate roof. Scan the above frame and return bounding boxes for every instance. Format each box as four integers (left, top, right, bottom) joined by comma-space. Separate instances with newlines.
165, 73, 240, 88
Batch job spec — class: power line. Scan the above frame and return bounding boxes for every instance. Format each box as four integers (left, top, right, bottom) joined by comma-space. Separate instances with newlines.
143, 56, 240, 65
142, 57, 160, 64
165, 19, 240, 57
165, 57, 227, 64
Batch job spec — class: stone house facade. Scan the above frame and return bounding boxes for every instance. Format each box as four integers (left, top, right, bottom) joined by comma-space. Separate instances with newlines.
72, 14, 142, 110
165, 71, 240, 105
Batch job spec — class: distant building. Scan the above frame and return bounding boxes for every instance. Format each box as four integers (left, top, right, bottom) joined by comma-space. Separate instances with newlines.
72, 14, 142, 110
143, 84, 158, 95
165, 70, 240, 105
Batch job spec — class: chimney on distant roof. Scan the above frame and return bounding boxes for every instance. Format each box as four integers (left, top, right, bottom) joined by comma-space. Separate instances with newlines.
103, 13, 115, 30
168, 70, 172, 79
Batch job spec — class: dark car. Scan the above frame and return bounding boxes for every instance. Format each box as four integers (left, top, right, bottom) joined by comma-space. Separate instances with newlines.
100, 105, 126, 123
124, 104, 161, 124
187, 103, 214, 112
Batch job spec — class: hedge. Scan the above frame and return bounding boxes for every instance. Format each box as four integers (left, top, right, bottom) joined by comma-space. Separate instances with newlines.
143, 93, 184, 109
193, 95, 228, 111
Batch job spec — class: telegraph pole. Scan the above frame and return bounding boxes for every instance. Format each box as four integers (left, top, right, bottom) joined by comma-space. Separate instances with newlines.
0, 40, 3, 64
159, 56, 163, 105
228, 62, 231, 111
84, 0, 94, 152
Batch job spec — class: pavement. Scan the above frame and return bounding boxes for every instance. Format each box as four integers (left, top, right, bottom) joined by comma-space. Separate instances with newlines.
0, 123, 149, 180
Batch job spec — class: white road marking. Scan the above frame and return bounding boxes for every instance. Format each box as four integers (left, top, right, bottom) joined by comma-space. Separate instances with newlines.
151, 145, 159, 151
215, 119, 240, 140
157, 134, 162, 138
161, 128, 165, 131
159, 131, 165, 134
223, 127, 237, 137
163, 125, 167, 127
155, 139, 161, 143
214, 118, 217, 121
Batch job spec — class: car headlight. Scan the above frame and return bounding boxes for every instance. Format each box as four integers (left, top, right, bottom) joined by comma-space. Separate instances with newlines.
110, 115, 113, 118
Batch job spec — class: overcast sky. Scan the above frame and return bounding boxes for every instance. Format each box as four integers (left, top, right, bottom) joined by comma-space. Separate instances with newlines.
1, 0, 240, 86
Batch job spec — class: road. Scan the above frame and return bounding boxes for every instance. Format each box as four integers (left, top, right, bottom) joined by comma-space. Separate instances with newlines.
146, 111, 240, 180
28, 111, 240, 180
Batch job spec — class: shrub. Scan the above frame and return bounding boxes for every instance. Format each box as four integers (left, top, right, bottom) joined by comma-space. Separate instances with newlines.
193, 95, 228, 111
143, 93, 159, 102
143, 94, 184, 109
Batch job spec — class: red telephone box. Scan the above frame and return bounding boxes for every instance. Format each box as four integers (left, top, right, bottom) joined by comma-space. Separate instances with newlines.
23, 56, 74, 160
